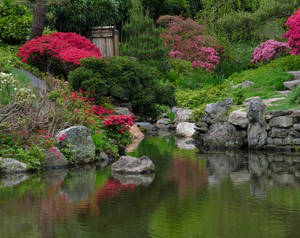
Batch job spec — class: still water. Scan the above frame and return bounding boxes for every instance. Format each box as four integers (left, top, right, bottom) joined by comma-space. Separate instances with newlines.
1, 136, 300, 238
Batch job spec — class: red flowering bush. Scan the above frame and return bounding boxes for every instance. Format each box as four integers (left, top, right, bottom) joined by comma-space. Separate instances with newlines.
251, 39, 291, 63
284, 8, 300, 55
104, 114, 135, 134
158, 15, 222, 72
18, 32, 103, 77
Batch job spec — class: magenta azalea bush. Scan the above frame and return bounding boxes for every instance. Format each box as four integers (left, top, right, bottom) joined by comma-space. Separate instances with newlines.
251, 39, 290, 63
18, 32, 103, 77
284, 8, 300, 55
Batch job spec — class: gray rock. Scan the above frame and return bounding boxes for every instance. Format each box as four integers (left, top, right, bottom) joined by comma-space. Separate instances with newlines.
289, 128, 300, 137
284, 80, 300, 90
56, 126, 96, 164
45, 147, 69, 168
231, 81, 254, 89
272, 173, 295, 187
0, 158, 28, 174
269, 116, 293, 128
112, 172, 155, 186
136, 122, 156, 131
204, 98, 234, 125
270, 110, 293, 118
112, 155, 155, 174
114, 106, 131, 116
294, 124, 300, 131
203, 122, 246, 149
176, 122, 196, 137
174, 108, 193, 125
287, 71, 300, 80
228, 110, 249, 128
247, 99, 268, 149
195, 121, 208, 133
156, 118, 172, 129
270, 128, 289, 138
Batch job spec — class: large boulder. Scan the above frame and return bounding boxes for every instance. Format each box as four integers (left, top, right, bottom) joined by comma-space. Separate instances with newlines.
204, 98, 233, 125
56, 126, 96, 164
0, 158, 28, 174
203, 122, 246, 149
176, 122, 196, 137
129, 124, 144, 139
112, 155, 155, 174
228, 110, 249, 128
174, 108, 193, 125
114, 106, 131, 116
247, 99, 268, 149
45, 147, 69, 168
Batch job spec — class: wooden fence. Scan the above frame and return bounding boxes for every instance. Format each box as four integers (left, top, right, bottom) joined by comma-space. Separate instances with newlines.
90, 26, 119, 57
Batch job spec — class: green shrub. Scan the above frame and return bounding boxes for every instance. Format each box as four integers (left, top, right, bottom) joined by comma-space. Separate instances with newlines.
289, 84, 300, 104
168, 59, 193, 75
92, 132, 119, 158
265, 55, 300, 71
69, 57, 176, 119
120, 0, 168, 65
0, 2, 33, 44
48, 0, 132, 36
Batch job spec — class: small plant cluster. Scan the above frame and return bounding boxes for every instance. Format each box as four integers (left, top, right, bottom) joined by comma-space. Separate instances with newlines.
158, 16, 221, 72
284, 8, 300, 55
18, 32, 103, 77
251, 39, 291, 63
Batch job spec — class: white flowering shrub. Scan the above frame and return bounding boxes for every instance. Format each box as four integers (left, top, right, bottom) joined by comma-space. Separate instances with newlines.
0, 72, 35, 105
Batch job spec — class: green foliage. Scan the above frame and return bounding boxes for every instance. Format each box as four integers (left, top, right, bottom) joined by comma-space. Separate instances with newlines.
120, 0, 168, 64
47, 0, 132, 36
289, 85, 300, 105
92, 132, 118, 158
141, 0, 189, 20
198, 0, 298, 42
265, 55, 300, 71
69, 57, 176, 118
159, 105, 175, 123
0, 1, 33, 44
168, 59, 193, 75
15, 145, 45, 171
0, 43, 45, 78
0, 134, 44, 171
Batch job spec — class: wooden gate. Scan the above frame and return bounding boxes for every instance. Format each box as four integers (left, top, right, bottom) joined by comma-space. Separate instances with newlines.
90, 26, 119, 57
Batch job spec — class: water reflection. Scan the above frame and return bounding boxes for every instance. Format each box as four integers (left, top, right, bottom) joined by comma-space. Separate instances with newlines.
2, 136, 300, 238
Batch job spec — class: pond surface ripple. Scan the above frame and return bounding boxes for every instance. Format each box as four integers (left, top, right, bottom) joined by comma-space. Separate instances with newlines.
1, 136, 300, 238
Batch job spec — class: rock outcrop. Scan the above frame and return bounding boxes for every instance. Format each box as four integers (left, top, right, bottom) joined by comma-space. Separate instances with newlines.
204, 98, 233, 125
56, 126, 96, 164
112, 155, 155, 174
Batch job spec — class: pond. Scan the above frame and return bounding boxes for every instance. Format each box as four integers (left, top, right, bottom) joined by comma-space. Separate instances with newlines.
1, 135, 300, 238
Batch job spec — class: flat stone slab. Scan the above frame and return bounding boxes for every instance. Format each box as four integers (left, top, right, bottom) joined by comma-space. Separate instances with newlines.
287, 71, 300, 80
269, 116, 293, 128
263, 98, 286, 106
277, 90, 291, 96
284, 80, 300, 90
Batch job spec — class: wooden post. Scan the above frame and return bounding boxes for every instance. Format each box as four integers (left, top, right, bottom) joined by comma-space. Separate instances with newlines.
90, 26, 119, 57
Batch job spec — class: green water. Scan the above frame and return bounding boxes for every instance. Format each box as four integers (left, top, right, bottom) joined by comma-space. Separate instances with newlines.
1, 136, 300, 238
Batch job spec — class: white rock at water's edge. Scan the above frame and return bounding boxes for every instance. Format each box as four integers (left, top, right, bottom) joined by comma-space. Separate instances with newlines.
176, 122, 196, 137
0, 158, 28, 174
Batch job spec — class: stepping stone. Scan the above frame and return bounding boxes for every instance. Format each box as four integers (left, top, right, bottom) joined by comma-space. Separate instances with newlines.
277, 90, 291, 96
287, 71, 300, 80
284, 80, 300, 90
262, 98, 286, 107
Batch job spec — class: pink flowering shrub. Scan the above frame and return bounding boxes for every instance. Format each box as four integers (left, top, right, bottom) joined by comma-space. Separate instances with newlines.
251, 39, 291, 63
284, 8, 300, 55
104, 115, 135, 134
158, 15, 222, 72
18, 32, 103, 77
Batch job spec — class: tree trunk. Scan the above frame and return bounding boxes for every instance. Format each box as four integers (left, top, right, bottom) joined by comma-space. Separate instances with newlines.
29, 0, 48, 40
